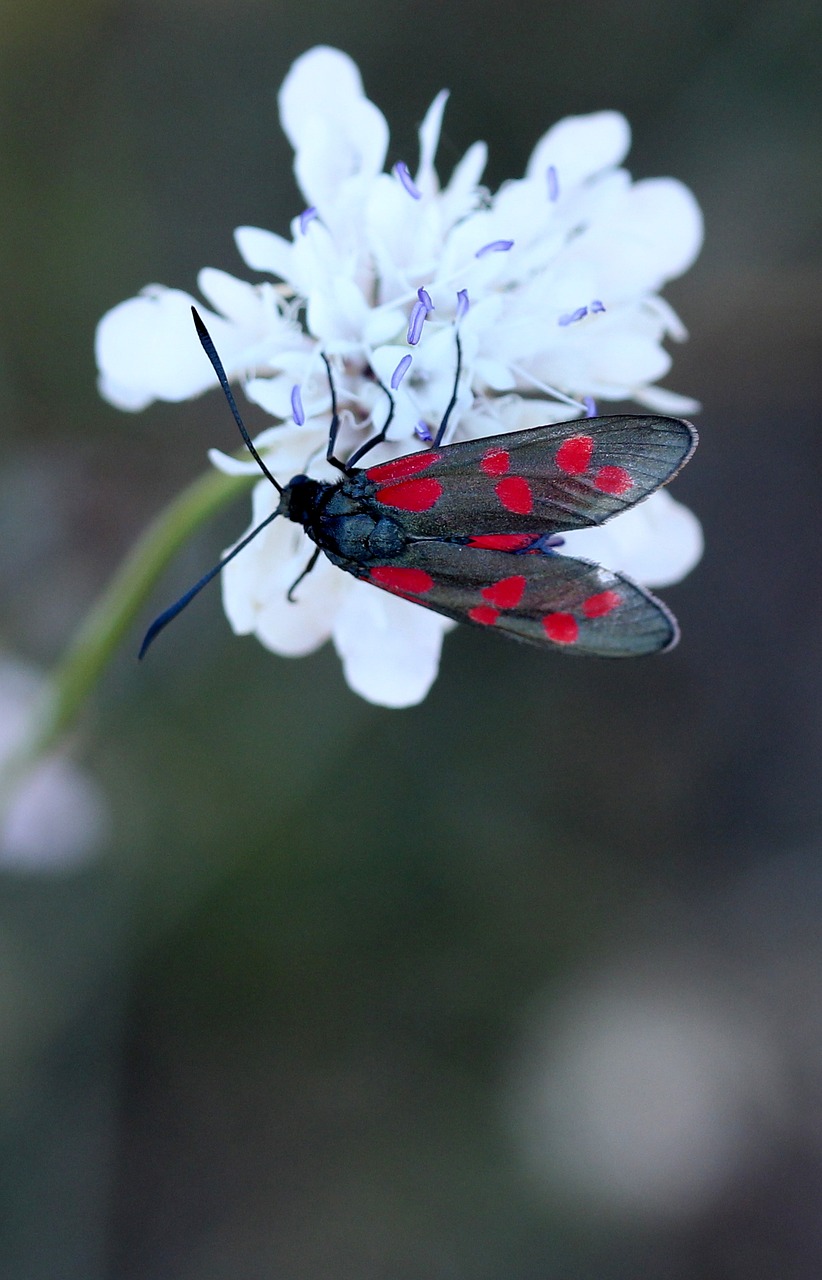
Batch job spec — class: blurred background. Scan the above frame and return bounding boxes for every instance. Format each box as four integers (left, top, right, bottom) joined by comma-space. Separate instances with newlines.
1, 0, 821, 1276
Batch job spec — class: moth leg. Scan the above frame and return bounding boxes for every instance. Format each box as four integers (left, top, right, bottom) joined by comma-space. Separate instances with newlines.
286, 546, 322, 601
321, 353, 348, 473
432, 332, 462, 447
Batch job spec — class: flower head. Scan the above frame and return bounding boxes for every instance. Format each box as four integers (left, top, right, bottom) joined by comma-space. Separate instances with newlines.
96, 46, 704, 707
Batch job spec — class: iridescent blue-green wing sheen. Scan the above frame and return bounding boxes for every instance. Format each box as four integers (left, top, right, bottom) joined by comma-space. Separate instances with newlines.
349, 414, 696, 539
335, 539, 678, 658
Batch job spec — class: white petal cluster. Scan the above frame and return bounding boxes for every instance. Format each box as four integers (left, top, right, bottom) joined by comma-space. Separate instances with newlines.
95, 46, 704, 707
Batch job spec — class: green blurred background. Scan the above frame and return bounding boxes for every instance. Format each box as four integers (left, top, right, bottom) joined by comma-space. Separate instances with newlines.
2, 0, 822, 1276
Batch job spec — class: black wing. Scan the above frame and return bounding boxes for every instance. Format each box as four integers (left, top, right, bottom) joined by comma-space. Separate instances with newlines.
346, 540, 678, 657
353, 414, 696, 539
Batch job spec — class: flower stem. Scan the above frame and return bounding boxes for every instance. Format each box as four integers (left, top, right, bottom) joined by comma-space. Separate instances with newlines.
17, 467, 254, 768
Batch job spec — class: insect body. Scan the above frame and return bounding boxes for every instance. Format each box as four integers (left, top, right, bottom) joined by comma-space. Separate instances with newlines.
139, 310, 697, 660
275, 413, 695, 657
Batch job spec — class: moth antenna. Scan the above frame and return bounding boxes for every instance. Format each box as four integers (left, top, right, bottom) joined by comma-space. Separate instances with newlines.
138, 508, 280, 659
433, 331, 462, 447
345, 374, 396, 469
191, 306, 283, 495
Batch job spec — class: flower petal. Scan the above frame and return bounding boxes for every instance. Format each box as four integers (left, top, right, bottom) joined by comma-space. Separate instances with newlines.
565, 178, 704, 299
234, 225, 294, 280
221, 482, 340, 654
279, 47, 388, 210
416, 88, 449, 188
634, 384, 701, 414
95, 287, 218, 409
332, 578, 450, 708
278, 46, 366, 152
526, 111, 631, 189
440, 140, 488, 227
561, 490, 703, 588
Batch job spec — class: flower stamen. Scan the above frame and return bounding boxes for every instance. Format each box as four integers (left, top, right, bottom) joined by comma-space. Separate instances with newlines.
406, 300, 427, 346
299, 207, 318, 234
391, 354, 412, 389
509, 362, 589, 414
475, 239, 514, 258
291, 385, 305, 424
393, 161, 422, 200
547, 165, 559, 201
456, 289, 470, 320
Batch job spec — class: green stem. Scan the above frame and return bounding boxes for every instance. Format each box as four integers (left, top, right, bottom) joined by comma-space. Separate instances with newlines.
16, 467, 253, 768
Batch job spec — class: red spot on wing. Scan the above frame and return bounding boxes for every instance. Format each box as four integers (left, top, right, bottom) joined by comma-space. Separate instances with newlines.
366, 451, 439, 484
468, 605, 499, 626
481, 575, 526, 609
369, 566, 434, 595
556, 434, 593, 475
480, 447, 509, 477
594, 465, 633, 495
542, 612, 579, 644
467, 533, 536, 551
583, 589, 621, 618
375, 477, 444, 511
495, 475, 533, 514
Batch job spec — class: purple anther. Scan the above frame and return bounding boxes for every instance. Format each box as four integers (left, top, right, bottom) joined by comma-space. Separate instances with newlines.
546, 534, 565, 548
547, 165, 559, 202
475, 239, 514, 258
591, 299, 606, 313
415, 420, 433, 442
583, 396, 598, 417
417, 286, 434, 313
456, 288, 470, 320
406, 299, 426, 346
393, 161, 422, 200
391, 354, 412, 389
299, 207, 318, 234
558, 306, 588, 327
291, 385, 305, 425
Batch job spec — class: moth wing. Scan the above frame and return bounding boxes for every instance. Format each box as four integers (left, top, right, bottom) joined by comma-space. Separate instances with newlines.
359, 414, 696, 538
356, 541, 678, 657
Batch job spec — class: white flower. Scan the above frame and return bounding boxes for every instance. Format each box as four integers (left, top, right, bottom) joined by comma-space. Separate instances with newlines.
0, 656, 109, 871
95, 45, 704, 707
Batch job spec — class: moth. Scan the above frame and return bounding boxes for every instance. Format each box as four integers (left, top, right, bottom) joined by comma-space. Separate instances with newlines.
140, 309, 697, 659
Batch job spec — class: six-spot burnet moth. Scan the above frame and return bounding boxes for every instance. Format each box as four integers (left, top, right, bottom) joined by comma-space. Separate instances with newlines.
139, 307, 697, 661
